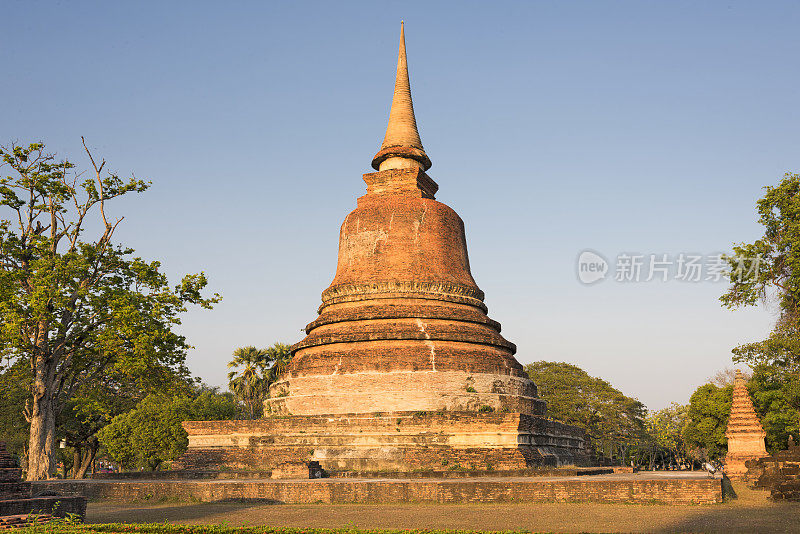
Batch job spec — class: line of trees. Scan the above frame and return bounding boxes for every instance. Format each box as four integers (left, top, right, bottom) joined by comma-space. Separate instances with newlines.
527, 361, 798, 469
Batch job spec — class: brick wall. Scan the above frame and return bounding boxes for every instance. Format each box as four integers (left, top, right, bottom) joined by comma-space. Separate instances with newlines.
178, 411, 588, 472
35, 476, 723, 505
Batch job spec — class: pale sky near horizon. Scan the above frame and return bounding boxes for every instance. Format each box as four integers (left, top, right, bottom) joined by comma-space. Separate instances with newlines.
3, 1, 798, 410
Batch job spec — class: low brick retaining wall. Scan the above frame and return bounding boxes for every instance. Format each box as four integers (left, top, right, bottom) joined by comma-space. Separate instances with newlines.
89, 467, 614, 481
0, 495, 87, 517
34, 473, 724, 505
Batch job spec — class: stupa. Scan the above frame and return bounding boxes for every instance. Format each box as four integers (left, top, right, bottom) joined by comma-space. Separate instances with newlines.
180, 24, 587, 474
724, 369, 768, 480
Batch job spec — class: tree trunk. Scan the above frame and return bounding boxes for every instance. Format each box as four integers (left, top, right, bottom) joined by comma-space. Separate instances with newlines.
72, 446, 82, 478
74, 440, 98, 479
26, 393, 56, 480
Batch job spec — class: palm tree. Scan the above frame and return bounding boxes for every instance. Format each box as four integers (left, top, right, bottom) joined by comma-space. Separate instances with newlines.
227, 346, 269, 419
265, 343, 292, 385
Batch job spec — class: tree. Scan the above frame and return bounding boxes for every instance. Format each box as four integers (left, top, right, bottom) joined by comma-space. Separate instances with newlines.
227, 343, 292, 419
265, 343, 292, 384
721, 172, 800, 368
749, 361, 800, 453
98, 394, 191, 471
227, 346, 268, 419
525, 361, 648, 464
709, 367, 751, 387
189, 386, 239, 421
57, 364, 192, 478
646, 403, 689, 469
0, 359, 31, 463
0, 141, 220, 479
98, 388, 237, 470
682, 383, 732, 461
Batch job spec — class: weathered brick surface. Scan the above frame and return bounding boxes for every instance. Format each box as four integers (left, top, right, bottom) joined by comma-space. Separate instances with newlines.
747, 440, 800, 500
0, 482, 31, 500
0, 441, 87, 520
179, 411, 587, 472
34, 475, 724, 505
267, 169, 545, 420
725, 370, 768, 480
0, 496, 86, 518
267, 370, 546, 416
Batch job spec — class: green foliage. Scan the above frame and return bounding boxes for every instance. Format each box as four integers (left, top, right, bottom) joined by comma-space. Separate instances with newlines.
0, 141, 220, 479
188, 388, 239, 421
98, 387, 237, 471
0, 359, 30, 457
98, 395, 191, 470
682, 383, 732, 461
646, 403, 689, 462
749, 361, 800, 452
525, 361, 647, 462
721, 172, 800, 368
227, 343, 292, 418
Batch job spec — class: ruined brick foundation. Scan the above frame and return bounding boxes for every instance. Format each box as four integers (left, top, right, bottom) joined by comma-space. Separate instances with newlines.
178, 411, 588, 473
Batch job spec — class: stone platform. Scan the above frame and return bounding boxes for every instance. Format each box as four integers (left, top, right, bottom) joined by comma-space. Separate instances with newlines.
34, 472, 727, 505
177, 411, 588, 473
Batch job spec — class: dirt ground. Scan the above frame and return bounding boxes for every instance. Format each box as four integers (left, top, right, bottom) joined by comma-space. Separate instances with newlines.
86, 482, 800, 534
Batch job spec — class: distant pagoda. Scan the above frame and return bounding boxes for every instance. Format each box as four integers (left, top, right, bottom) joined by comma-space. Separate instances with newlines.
724, 369, 768, 480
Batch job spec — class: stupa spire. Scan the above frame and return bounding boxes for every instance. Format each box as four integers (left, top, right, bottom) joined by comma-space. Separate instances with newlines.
371, 22, 432, 172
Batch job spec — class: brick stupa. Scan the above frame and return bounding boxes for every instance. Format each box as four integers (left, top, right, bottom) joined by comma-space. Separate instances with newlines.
724, 370, 768, 480
180, 24, 587, 474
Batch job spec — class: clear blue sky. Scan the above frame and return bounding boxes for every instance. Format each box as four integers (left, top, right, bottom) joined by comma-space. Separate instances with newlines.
3, 1, 798, 410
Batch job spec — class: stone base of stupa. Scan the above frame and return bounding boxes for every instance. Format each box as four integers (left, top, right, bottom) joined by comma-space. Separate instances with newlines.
725, 453, 762, 481
178, 411, 588, 474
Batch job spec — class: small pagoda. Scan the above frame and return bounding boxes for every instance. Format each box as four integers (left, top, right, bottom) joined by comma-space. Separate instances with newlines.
724, 370, 768, 480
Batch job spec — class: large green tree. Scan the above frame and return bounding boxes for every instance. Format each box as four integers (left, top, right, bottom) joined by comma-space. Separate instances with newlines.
525, 361, 648, 463
646, 403, 689, 469
682, 383, 732, 461
0, 141, 219, 479
749, 361, 800, 452
98, 388, 237, 470
721, 172, 800, 368
57, 364, 193, 478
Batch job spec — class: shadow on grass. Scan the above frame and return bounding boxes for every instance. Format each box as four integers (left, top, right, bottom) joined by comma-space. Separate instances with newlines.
654, 485, 799, 534
86, 501, 273, 524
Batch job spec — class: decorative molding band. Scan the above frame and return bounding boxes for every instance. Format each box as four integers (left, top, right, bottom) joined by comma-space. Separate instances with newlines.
305, 306, 502, 333
320, 281, 486, 313
291, 329, 517, 353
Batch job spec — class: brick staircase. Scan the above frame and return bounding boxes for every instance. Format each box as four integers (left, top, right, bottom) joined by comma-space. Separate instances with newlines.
0, 442, 86, 525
